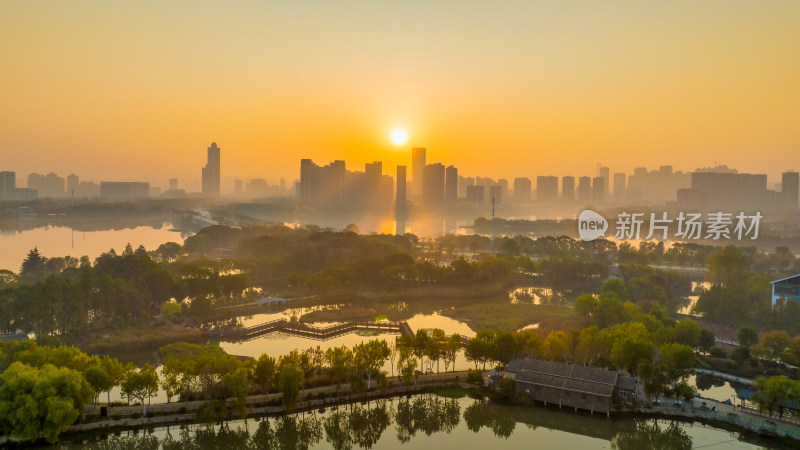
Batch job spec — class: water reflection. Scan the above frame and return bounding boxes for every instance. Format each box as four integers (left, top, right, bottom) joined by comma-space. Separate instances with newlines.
677, 282, 712, 316
0, 223, 184, 272
64, 395, 768, 450
508, 286, 571, 306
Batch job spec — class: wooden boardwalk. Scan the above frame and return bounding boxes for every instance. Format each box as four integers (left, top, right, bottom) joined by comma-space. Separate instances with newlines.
204, 319, 414, 341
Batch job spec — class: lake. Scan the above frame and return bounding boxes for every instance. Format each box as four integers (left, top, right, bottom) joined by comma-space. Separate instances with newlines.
63, 394, 780, 449
0, 223, 185, 272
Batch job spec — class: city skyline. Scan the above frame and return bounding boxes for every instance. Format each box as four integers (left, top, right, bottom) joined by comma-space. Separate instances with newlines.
2, 2, 799, 181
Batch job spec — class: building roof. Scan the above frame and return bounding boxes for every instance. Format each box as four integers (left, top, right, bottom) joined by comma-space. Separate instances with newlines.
616, 376, 637, 391
770, 274, 800, 284
511, 359, 619, 398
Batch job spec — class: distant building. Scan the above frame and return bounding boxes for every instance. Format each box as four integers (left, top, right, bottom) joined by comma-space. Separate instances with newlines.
613, 172, 626, 202
67, 174, 79, 195
163, 179, 186, 198
676, 172, 777, 211
445, 165, 458, 202
505, 358, 637, 415
597, 165, 610, 197
577, 176, 592, 203
100, 182, 150, 198
0, 171, 15, 201
592, 177, 605, 203
169, 178, 178, 190
536, 176, 559, 203
423, 163, 445, 206
466, 185, 484, 203
498, 179, 509, 200
234, 179, 242, 194
781, 171, 799, 210
771, 274, 800, 307
513, 177, 531, 203
561, 176, 575, 202
28, 172, 65, 197
412, 147, 426, 196
14, 188, 38, 201
202, 142, 221, 196
489, 185, 502, 205
396, 165, 407, 221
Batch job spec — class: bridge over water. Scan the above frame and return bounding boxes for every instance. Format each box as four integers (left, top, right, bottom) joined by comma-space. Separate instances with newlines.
204, 318, 416, 341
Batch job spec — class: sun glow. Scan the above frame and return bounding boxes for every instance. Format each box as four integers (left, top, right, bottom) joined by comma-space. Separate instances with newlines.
390, 128, 408, 146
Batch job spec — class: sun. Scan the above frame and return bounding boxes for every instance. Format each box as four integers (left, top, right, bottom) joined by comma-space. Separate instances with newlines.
390, 128, 408, 146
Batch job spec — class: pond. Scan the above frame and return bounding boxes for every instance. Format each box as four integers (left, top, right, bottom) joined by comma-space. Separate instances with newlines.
63, 394, 779, 449
0, 223, 185, 272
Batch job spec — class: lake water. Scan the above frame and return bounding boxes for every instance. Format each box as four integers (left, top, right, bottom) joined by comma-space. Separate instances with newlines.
0, 223, 184, 272
66, 394, 777, 449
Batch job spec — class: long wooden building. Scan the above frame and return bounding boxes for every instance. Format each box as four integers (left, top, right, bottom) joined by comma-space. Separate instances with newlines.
505, 359, 637, 416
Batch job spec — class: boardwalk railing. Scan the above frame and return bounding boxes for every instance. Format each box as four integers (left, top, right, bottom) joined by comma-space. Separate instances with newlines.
204, 319, 412, 340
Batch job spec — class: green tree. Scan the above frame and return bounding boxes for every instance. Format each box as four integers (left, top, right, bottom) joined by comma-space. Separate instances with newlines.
574, 294, 597, 325
698, 328, 715, 353
0, 362, 92, 443
253, 354, 277, 395
737, 327, 758, 348
223, 366, 250, 419
611, 336, 654, 376
353, 340, 390, 389
659, 343, 695, 385
121, 363, 159, 416
325, 345, 353, 388
277, 361, 304, 411
84, 364, 113, 406
670, 318, 701, 348
20, 247, 46, 275
752, 376, 798, 418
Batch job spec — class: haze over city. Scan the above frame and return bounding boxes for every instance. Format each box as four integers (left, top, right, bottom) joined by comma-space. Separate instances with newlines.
2, 1, 799, 183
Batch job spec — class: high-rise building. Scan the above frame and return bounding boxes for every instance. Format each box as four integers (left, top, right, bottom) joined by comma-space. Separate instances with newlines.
466, 185, 484, 203
300, 159, 345, 205
498, 179, 509, 200
365, 161, 383, 204
396, 166, 407, 215
592, 177, 605, 203
412, 148, 426, 196
67, 174, 79, 195
423, 163, 445, 205
169, 178, 178, 191
202, 142, 221, 196
0, 171, 15, 201
445, 165, 458, 202
613, 172, 626, 202
676, 172, 775, 211
781, 171, 799, 210
513, 178, 531, 203
234, 179, 242, 194
489, 185, 502, 205
28, 172, 65, 197
577, 176, 592, 203
561, 176, 575, 202
597, 165, 610, 197
537, 176, 559, 203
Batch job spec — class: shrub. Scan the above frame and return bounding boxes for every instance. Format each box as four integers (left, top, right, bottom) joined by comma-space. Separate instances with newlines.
709, 347, 727, 359
466, 371, 484, 385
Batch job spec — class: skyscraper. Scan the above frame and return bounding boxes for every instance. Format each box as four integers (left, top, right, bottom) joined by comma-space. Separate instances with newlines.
423, 163, 445, 205
67, 174, 79, 195
202, 142, 221, 196
592, 177, 605, 203
577, 176, 592, 203
396, 166, 407, 234
0, 171, 15, 201
365, 161, 383, 205
597, 165, 610, 197
513, 177, 531, 203
489, 185, 502, 205
445, 165, 458, 202
781, 171, 799, 210
562, 176, 575, 202
411, 148, 426, 196
536, 176, 559, 203
613, 172, 626, 202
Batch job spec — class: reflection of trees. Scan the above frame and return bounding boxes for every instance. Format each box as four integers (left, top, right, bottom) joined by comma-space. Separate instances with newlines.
324, 402, 392, 449
611, 420, 692, 450
695, 373, 726, 391
394, 395, 461, 442
463, 399, 516, 439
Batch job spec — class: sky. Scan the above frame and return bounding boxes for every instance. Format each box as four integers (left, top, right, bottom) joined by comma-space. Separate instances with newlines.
2, 1, 799, 187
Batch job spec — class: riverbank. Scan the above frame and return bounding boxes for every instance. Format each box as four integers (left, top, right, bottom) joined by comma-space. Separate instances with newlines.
45, 371, 800, 447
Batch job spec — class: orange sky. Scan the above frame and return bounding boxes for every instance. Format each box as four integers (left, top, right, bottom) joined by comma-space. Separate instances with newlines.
2, 1, 799, 187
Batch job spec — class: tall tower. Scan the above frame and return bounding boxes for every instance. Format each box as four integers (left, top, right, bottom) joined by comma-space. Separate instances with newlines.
445, 165, 458, 202
782, 171, 799, 210
411, 147, 426, 196
202, 142, 221, 196
396, 165, 407, 235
